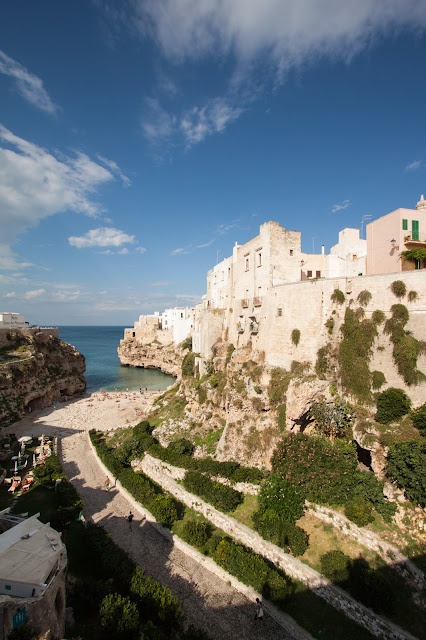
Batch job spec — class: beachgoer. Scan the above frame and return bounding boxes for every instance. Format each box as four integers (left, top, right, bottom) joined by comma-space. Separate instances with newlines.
252, 598, 264, 624
127, 511, 134, 531
104, 476, 110, 491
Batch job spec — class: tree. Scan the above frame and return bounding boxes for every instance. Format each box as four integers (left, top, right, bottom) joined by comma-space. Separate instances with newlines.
100, 593, 139, 636
387, 440, 426, 506
375, 388, 411, 424
310, 398, 352, 439
411, 403, 426, 436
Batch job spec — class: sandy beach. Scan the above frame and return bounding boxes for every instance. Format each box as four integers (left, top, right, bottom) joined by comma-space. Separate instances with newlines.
4, 389, 162, 439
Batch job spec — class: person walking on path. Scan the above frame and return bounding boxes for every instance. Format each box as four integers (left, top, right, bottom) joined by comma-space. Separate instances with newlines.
104, 475, 110, 491
127, 511, 134, 531
252, 598, 264, 625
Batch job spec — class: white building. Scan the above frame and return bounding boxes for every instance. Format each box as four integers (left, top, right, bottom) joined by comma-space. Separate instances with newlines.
327, 228, 367, 278
0, 313, 27, 329
0, 513, 64, 598
161, 307, 195, 345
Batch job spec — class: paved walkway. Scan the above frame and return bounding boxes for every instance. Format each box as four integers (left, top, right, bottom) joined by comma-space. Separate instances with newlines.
11, 413, 306, 640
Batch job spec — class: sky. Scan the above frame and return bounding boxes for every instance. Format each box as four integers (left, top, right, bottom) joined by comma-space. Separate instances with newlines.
1, 1, 426, 326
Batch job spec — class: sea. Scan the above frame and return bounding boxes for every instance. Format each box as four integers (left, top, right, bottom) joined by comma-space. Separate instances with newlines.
58, 326, 176, 394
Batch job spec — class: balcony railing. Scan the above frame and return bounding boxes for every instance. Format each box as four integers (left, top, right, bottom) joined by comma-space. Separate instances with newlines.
404, 232, 426, 244
241, 298, 249, 308
253, 297, 262, 307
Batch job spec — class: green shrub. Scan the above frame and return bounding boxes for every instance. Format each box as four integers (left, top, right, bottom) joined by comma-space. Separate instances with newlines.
315, 344, 330, 379
100, 593, 139, 634
181, 337, 192, 351
338, 308, 377, 403
345, 497, 374, 527
408, 290, 418, 302
130, 566, 183, 629
198, 386, 207, 404
310, 398, 352, 439
225, 344, 235, 365
349, 558, 395, 615
181, 521, 211, 547
387, 440, 426, 506
325, 318, 334, 334
390, 280, 406, 298
357, 290, 372, 307
290, 361, 311, 376
149, 494, 182, 527
371, 309, 386, 325
254, 385, 262, 394
183, 471, 243, 512
253, 509, 309, 555
375, 387, 411, 424
167, 438, 194, 456
320, 550, 351, 582
277, 404, 286, 433
291, 329, 301, 346
182, 352, 196, 377
235, 378, 246, 395
331, 289, 345, 304
257, 474, 305, 522
371, 370, 386, 390
114, 436, 146, 466
411, 403, 426, 435
213, 539, 293, 601
268, 368, 291, 406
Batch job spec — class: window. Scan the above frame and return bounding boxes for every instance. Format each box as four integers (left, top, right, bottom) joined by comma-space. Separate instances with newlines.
245, 258, 249, 271
402, 219, 408, 230
352, 255, 357, 260
412, 219, 419, 240
316, 271, 321, 278
277, 308, 283, 317
257, 252, 262, 266
181, 313, 183, 318
290, 249, 293, 256
307, 270, 312, 278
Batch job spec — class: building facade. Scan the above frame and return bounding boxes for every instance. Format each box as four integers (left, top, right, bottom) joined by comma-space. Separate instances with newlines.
0, 313, 27, 329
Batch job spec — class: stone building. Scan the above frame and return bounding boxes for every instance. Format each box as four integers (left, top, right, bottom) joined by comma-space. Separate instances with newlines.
0, 313, 27, 329
0, 511, 67, 639
366, 195, 426, 274
122, 307, 195, 347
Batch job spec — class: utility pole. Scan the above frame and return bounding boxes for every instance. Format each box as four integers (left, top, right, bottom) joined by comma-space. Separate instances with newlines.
249, 213, 257, 238
361, 214, 372, 239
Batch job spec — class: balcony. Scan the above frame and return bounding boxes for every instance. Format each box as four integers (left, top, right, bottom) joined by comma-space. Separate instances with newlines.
241, 298, 249, 308
404, 232, 426, 247
253, 297, 262, 307
249, 322, 259, 334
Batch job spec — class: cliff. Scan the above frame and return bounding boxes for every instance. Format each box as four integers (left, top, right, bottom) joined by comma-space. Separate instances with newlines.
118, 338, 184, 378
0, 329, 85, 426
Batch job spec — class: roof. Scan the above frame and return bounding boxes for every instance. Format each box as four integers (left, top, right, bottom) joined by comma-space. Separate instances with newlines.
0, 514, 62, 585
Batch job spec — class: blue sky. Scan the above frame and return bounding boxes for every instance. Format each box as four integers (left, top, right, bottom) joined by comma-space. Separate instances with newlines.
1, 1, 426, 326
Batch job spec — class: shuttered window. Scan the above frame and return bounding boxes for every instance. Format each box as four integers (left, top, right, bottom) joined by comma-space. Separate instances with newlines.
402, 219, 408, 230
412, 220, 419, 240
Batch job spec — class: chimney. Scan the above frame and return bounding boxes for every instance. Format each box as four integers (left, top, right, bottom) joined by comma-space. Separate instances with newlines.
321, 245, 325, 255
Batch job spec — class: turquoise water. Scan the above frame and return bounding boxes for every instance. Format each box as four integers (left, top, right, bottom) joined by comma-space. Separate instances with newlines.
58, 326, 176, 394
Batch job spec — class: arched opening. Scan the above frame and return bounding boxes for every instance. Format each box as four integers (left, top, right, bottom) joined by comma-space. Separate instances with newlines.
354, 440, 372, 470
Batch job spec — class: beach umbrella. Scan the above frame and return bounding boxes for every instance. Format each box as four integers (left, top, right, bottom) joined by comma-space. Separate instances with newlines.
18, 436, 32, 444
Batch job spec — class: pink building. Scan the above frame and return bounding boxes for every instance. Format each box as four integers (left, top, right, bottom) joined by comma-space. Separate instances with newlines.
366, 195, 426, 275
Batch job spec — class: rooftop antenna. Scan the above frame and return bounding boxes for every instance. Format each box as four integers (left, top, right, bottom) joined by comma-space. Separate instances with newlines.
249, 213, 257, 238
216, 249, 221, 264
312, 237, 317, 253
361, 214, 372, 239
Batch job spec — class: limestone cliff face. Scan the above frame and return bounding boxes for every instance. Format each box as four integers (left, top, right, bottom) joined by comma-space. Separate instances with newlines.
0, 329, 85, 426
117, 338, 183, 378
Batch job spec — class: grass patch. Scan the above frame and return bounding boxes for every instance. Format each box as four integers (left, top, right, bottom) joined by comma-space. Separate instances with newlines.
230, 494, 258, 528
193, 428, 223, 455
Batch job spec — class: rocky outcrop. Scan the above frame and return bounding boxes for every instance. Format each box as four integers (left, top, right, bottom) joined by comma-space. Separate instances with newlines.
118, 338, 183, 378
0, 329, 85, 426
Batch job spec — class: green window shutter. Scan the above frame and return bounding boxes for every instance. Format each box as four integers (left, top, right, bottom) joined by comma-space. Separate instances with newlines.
412, 219, 419, 240
402, 219, 408, 230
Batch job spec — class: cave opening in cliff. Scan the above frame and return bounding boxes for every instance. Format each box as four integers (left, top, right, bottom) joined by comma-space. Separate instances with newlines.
354, 440, 372, 470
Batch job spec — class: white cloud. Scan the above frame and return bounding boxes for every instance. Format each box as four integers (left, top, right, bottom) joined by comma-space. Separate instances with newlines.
68, 227, 136, 249
197, 239, 214, 248
134, 1, 426, 72
331, 199, 350, 213
142, 98, 176, 143
405, 160, 422, 171
97, 154, 131, 186
135, 246, 147, 253
151, 281, 173, 286
4, 291, 16, 298
0, 49, 58, 114
216, 221, 239, 234
180, 99, 243, 146
170, 247, 189, 255
118, 247, 129, 255
23, 288, 46, 299
0, 126, 114, 256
